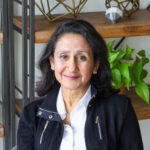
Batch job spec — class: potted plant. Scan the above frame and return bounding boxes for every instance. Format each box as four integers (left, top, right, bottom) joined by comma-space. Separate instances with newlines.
107, 40, 150, 104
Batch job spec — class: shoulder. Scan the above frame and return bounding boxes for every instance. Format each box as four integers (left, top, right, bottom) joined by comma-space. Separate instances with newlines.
105, 93, 131, 107
96, 92, 131, 106
20, 99, 44, 124
94, 93, 137, 128
22, 98, 44, 114
96, 93, 133, 117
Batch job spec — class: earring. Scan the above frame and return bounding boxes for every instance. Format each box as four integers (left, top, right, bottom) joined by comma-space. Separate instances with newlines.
93, 71, 97, 74
51, 66, 54, 70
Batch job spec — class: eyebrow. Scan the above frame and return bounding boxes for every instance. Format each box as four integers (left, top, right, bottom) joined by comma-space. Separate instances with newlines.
55, 50, 90, 54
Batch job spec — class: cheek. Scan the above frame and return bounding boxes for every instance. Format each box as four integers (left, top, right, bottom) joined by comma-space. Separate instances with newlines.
54, 62, 65, 73
80, 65, 94, 76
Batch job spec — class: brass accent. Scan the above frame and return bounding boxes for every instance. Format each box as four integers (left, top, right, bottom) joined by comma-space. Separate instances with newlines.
35, 0, 87, 21
105, 0, 140, 17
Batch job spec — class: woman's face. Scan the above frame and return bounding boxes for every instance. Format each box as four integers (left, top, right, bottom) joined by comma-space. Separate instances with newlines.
49, 33, 99, 91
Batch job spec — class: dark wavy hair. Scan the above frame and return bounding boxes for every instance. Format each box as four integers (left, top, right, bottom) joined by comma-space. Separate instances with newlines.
36, 19, 115, 97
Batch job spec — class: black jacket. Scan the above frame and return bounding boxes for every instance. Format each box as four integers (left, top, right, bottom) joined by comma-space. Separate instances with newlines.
17, 85, 143, 150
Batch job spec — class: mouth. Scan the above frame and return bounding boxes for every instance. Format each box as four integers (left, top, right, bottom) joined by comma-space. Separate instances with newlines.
63, 75, 79, 80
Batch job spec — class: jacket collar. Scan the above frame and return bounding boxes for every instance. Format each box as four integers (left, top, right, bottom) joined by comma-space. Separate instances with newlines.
39, 84, 60, 113
37, 84, 98, 122
40, 84, 97, 111
91, 84, 97, 97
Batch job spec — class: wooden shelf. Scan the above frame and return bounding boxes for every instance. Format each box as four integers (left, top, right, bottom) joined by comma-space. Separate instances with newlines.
0, 123, 4, 138
15, 100, 22, 115
13, 10, 150, 43
0, 31, 3, 45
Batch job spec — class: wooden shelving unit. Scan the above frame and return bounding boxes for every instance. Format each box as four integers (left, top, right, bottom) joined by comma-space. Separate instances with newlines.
0, 31, 3, 45
0, 123, 4, 138
13, 10, 150, 43
13, 9, 150, 120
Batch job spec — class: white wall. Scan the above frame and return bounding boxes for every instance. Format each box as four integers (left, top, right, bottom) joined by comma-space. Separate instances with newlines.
0, 138, 3, 150
139, 119, 150, 149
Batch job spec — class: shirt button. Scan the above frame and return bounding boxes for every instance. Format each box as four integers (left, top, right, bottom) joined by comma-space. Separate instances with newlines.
38, 111, 42, 115
49, 115, 53, 119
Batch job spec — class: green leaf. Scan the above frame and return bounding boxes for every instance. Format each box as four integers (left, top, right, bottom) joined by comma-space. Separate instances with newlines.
107, 40, 115, 51
138, 50, 146, 57
129, 66, 134, 85
109, 52, 120, 63
141, 69, 148, 79
119, 62, 130, 80
116, 50, 126, 61
119, 63, 131, 89
142, 57, 149, 66
132, 59, 142, 83
111, 68, 122, 89
122, 77, 130, 90
124, 45, 134, 60
135, 82, 149, 104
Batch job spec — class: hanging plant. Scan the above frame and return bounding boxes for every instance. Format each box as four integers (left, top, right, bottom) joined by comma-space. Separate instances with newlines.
107, 40, 150, 104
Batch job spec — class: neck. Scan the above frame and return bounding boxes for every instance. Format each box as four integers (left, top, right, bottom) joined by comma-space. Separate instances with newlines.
62, 86, 90, 114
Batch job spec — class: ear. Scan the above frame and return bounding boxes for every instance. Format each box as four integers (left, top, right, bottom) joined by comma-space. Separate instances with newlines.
49, 56, 54, 70
93, 61, 100, 74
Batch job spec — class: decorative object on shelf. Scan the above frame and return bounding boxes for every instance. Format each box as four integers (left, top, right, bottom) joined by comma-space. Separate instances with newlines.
35, 0, 87, 21
105, 0, 140, 17
107, 40, 150, 104
105, 7, 123, 23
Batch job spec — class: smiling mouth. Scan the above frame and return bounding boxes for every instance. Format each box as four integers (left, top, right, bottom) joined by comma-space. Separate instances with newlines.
63, 75, 79, 80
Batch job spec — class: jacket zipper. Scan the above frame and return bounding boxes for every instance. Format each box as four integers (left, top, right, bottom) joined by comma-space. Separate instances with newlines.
39, 107, 58, 114
95, 116, 103, 140
40, 120, 49, 144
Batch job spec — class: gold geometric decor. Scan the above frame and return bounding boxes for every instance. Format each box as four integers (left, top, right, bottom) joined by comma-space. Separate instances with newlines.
35, 0, 87, 21
105, 0, 140, 17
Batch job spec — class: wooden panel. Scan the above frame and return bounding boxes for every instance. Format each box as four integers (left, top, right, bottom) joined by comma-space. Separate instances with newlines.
13, 10, 150, 43
15, 100, 22, 115
0, 123, 4, 138
124, 86, 150, 120
0, 32, 3, 45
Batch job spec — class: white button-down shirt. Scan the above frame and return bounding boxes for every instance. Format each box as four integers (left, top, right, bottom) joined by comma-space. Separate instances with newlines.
57, 86, 92, 150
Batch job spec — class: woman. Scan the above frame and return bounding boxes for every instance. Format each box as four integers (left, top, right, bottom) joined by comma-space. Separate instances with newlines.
17, 20, 143, 150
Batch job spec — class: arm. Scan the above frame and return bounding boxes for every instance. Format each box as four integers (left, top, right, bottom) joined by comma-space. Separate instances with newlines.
118, 100, 144, 150
17, 104, 36, 150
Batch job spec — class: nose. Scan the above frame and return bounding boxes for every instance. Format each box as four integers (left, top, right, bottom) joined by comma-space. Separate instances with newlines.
68, 57, 77, 72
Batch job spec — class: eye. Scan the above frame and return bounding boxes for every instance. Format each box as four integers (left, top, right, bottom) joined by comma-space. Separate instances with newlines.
60, 54, 68, 60
78, 55, 87, 61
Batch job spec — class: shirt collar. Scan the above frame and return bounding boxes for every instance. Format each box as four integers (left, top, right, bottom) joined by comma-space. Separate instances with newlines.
56, 87, 66, 120
57, 85, 92, 120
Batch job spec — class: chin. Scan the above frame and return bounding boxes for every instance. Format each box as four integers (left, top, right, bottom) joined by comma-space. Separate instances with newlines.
62, 83, 89, 91
63, 85, 80, 90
